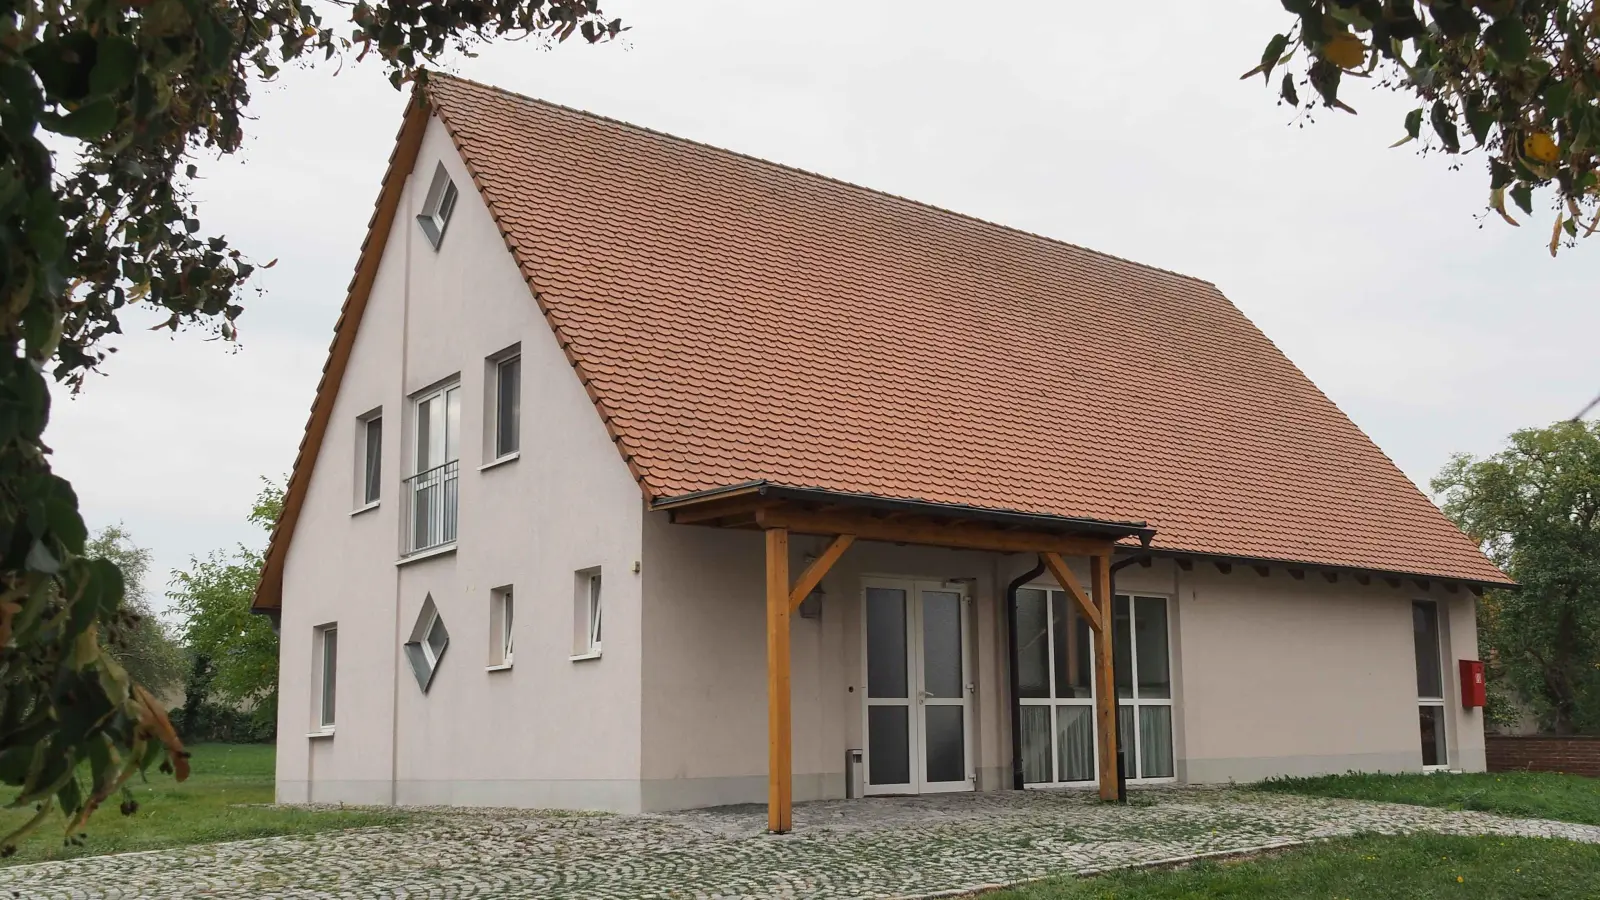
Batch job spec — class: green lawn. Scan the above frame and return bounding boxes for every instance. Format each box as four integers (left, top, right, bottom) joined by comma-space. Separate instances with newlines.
1254, 770, 1600, 826
990, 834, 1600, 899
0, 743, 413, 866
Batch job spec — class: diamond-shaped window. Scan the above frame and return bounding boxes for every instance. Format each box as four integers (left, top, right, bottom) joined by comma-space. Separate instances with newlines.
403, 594, 450, 693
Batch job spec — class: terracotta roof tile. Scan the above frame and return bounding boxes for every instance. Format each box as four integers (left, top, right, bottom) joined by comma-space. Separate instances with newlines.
419, 73, 1507, 585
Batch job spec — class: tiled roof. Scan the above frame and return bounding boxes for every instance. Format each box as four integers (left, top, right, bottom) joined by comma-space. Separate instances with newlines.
424, 74, 1508, 584
256, 72, 1511, 610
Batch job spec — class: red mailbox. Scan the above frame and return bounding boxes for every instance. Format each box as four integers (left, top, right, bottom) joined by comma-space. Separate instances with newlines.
1460, 660, 1486, 709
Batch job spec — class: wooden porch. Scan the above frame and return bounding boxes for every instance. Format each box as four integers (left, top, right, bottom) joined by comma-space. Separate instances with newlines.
656, 482, 1154, 834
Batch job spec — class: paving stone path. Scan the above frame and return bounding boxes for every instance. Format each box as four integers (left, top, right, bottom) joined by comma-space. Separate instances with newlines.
6, 788, 1600, 899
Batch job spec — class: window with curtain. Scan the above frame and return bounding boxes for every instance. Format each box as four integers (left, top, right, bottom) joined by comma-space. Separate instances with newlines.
1016, 587, 1098, 786
1113, 594, 1175, 781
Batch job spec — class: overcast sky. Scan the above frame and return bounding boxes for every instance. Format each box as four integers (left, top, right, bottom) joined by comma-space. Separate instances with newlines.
47, 1, 1598, 615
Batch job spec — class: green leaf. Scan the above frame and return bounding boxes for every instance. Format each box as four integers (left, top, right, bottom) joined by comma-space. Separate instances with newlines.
1511, 183, 1534, 214
44, 99, 117, 140
88, 37, 138, 98
1392, 108, 1424, 147
1430, 100, 1461, 153
24, 188, 65, 263
1244, 33, 1290, 82
1280, 72, 1299, 106
44, 475, 86, 554
1544, 81, 1572, 119
1465, 94, 1494, 147
1485, 15, 1531, 63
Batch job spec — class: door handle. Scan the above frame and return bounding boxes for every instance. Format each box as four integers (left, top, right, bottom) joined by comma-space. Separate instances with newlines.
917, 690, 932, 703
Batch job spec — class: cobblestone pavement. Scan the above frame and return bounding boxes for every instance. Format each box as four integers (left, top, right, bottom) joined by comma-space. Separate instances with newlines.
6, 788, 1600, 900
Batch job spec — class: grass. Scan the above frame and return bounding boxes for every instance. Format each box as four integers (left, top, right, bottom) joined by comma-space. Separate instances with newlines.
1253, 769, 1600, 826
0, 743, 414, 866
988, 833, 1600, 899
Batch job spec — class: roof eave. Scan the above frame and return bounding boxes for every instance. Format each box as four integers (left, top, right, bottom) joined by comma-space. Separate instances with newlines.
652, 480, 1157, 544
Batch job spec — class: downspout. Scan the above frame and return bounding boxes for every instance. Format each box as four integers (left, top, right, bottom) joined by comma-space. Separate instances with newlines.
1004, 557, 1046, 790
1108, 549, 1153, 804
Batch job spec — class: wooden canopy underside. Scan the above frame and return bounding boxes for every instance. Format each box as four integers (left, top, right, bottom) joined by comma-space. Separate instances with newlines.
664, 493, 1129, 834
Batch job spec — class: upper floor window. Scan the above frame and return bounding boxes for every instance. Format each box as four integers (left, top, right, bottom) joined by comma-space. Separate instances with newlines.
493, 351, 521, 460
357, 410, 382, 508
405, 380, 460, 554
416, 163, 459, 250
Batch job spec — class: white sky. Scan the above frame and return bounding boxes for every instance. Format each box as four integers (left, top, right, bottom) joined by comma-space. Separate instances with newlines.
47, 1, 1598, 614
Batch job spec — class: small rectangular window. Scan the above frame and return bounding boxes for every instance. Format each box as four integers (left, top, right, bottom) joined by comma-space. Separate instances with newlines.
574, 568, 602, 658
495, 353, 520, 459
359, 414, 382, 506
316, 625, 338, 730
489, 585, 514, 668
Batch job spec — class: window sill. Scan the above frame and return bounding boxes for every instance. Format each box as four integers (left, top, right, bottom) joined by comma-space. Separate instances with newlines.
569, 650, 602, 662
350, 501, 380, 517
307, 729, 335, 740
478, 452, 520, 472
396, 543, 457, 567
486, 662, 513, 672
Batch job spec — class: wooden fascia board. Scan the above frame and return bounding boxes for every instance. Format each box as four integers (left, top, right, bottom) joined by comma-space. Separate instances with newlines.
252, 88, 432, 611
753, 505, 1116, 557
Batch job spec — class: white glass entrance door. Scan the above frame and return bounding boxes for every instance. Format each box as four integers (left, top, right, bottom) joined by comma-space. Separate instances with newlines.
863, 579, 972, 795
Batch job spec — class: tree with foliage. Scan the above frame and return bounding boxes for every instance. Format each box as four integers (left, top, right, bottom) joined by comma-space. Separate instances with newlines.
1434, 420, 1600, 734
1252, 1, 1600, 254
86, 525, 185, 697
0, 0, 619, 851
169, 482, 283, 732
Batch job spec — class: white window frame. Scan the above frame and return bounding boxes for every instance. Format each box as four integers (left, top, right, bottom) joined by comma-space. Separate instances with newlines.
405, 380, 461, 555
485, 346, 521, 466
573, 568, 602, 659
1017, 586, 1098, 788
356, 410, 382, 510
1116, 593, 1176, 784
411, 381, 461, 475
1414, 599, 1450, 771
416, 162, 459, 250
489, 585, 514, 669
420, 608, 445, 668
314, 624, 337, 734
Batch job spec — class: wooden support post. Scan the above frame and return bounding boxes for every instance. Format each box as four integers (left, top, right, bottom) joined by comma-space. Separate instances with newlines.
1090, 552, 1119, 802
1041, 551, 1102, 632
766, 527, 793, 834
790, 534, 856, 610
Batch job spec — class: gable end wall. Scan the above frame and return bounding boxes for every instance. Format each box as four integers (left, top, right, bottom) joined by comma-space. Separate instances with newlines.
275, 114, 647, 810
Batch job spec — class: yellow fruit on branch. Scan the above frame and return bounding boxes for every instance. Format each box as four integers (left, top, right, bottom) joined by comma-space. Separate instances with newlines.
1321, 33, 1366, 69
1524, 132, 1559, 164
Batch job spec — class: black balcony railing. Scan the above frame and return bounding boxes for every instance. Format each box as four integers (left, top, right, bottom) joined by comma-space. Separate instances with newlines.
403, 460, 459, 554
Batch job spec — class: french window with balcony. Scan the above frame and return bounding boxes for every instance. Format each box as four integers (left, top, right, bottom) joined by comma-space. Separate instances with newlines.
405, 381, 460, 554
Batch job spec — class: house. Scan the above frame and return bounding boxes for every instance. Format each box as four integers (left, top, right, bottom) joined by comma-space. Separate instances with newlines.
253, 73, 1512, 833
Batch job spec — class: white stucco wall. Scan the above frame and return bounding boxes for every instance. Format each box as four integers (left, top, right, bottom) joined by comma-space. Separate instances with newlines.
276, 115, 646, 811
1171, 564, 1484, 781
639, 515, 1014, 810
636, 531, 1485, 808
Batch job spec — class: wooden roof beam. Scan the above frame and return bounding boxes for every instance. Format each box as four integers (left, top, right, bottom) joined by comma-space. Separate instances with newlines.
753, 505, 1117, 557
